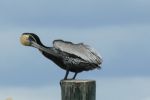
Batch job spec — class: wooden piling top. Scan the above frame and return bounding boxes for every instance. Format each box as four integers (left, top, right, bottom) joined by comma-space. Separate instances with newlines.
61, 79, 95, 83
60, 80, 96, 100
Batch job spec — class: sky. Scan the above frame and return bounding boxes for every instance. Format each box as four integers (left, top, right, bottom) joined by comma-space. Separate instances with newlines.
0, 0, 150, 100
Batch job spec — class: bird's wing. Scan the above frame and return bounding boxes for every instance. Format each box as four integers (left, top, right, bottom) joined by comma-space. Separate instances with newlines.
53, 40, 102, 65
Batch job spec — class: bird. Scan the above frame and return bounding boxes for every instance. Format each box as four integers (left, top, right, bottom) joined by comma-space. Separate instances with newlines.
20, 33, 102, 80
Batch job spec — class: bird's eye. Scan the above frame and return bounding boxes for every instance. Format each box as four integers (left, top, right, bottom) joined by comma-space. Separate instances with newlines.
28, 36, 37, 44
28, 37, 33, 41
28, 36, 35, 42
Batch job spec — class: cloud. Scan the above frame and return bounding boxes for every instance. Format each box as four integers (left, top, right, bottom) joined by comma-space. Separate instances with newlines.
0, 85, 60, 100
97, 77, 150, 100
144, 97, 150, 100
0, 2, 149, 100
0, 24, 150, 86
0, 77, 150, 100
0, 0, 150, 28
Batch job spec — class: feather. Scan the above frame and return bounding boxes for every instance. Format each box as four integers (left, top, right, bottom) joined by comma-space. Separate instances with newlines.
53, 40, 102, 65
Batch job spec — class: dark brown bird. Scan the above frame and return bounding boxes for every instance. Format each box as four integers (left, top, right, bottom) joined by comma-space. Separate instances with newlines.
20, 33, 102, 79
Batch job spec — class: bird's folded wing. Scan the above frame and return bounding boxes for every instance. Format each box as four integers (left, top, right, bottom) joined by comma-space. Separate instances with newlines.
53, 40, 102, 65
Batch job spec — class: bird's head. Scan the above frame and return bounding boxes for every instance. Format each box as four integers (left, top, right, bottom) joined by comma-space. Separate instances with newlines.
20, 33, 42, 47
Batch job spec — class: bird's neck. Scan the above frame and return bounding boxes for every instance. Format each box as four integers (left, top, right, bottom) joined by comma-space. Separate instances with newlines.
36, 40, 46, 48
32, 41, 60, 57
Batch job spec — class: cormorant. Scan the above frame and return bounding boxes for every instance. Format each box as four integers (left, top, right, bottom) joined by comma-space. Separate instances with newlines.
20, 33, 102, 79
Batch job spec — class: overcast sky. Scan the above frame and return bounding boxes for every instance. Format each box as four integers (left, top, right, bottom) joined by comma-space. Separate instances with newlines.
0, 0, 150, 100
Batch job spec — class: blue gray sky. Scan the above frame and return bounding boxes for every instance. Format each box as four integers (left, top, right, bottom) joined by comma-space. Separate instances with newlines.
0, 0, 150, 100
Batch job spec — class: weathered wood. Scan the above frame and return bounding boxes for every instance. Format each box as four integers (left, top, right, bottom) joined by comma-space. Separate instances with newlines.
60, 80, 96, 100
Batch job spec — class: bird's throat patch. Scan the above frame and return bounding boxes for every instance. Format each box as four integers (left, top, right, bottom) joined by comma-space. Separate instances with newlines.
20, 35, 31, 46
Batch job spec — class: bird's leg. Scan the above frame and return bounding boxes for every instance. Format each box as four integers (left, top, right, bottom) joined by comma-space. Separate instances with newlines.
72, 72, 78, 79
60, 70, 69, 86
64, 70, 69, 80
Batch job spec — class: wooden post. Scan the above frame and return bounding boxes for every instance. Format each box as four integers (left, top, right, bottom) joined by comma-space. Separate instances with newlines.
60, 80, 96, 100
